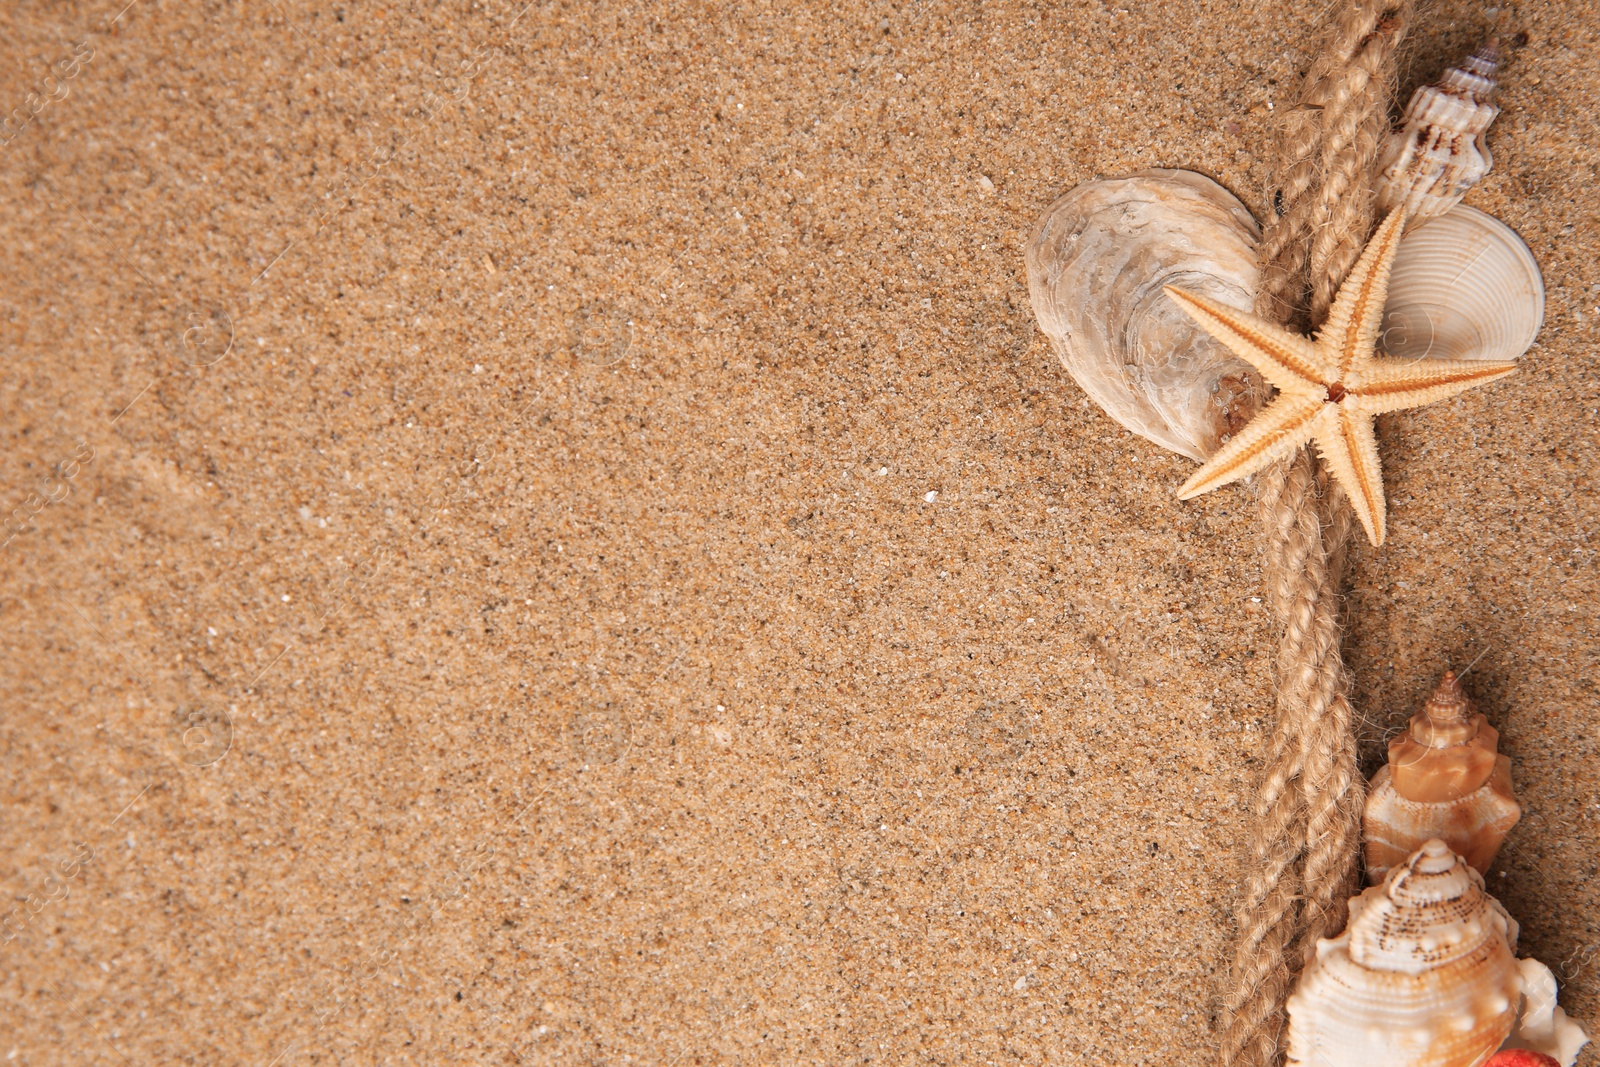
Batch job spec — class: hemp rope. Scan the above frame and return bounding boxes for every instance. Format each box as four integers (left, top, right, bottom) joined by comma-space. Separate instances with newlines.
1218, 4, 1411, 1067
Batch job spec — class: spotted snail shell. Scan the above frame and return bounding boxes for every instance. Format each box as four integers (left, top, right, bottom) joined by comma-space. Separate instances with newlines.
1024, 169, 1265, 462
1377, 43, 1501, 226
1364, 671, 1521, 884
1287, 840, 1589, 1067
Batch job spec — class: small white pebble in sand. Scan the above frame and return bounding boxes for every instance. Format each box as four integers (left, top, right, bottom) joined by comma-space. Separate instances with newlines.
1014, 975, 1028, 991
878, 467, 888, 476
924, 491, 938, 502
473, 364, 483, 374
977, 175, 995, 195
281, 594, 291, 602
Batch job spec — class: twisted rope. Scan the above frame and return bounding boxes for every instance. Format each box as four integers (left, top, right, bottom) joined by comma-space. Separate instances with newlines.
1219, 4, 1411, 1066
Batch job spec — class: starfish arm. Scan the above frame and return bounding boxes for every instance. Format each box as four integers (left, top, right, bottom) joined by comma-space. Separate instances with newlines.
1311, 406, 1388, 546
1350, 357, 1518, 415
1177, 394, 1324, 499
1162, 286, 1329, 395
1316, 209, 1408, 380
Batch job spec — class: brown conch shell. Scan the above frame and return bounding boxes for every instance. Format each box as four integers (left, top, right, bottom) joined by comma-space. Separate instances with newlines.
1288, 841, 1523, 1067
1377, 43, 1501, 226
1364, 672, 1521, 883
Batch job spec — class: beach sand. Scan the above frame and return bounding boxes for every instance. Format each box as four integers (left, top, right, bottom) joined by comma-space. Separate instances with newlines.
2, 0, 1596, 1063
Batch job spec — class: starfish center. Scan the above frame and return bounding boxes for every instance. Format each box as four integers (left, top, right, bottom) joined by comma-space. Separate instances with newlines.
1326, 382, 1347, 403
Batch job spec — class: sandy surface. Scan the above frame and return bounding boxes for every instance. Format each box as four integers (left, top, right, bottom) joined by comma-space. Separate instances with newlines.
2, 0, 1597, 1063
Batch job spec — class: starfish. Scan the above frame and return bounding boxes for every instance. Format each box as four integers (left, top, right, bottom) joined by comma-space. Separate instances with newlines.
1163, 208, 1518, 546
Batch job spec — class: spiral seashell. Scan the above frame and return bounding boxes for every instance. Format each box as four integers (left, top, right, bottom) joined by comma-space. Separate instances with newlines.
1288, 840, 1525, 1067
1377, 43, 1501, 226
1364, 671, 1521, 884
1380, 205, 1544, 364
1024, 169, 1265, 462
1290, 840, 1591, 1067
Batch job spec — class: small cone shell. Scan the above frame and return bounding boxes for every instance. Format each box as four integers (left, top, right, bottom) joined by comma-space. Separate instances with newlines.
1287, 841, 1523, 1067
1377, 44, 1501, 226
1365, 672, 1521, 883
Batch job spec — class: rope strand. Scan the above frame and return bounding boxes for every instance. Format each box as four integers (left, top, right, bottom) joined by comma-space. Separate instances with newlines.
1219, 4, 1410, 1065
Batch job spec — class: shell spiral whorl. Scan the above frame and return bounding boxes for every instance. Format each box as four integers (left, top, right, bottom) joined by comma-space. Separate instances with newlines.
1363, 672, 1521, 884
1289, 840, 1591, 1067
1287, 841, 1524, 1067
1376, 42, 1502, 225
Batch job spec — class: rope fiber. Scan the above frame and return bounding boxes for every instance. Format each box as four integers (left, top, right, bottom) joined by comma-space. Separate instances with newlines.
1218, 4, 1412, 1066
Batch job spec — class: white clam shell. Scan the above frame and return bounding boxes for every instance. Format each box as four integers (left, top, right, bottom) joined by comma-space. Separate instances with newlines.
1381, 205, 1544, 363
1025, 169, 1265, 462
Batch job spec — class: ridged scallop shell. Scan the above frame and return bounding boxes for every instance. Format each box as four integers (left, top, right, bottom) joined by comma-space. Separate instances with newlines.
1377, 44, 1500, 226
1024, 169, 1265, 462
1364, 671, 1521, 884
1288, 840, 1524, 1067
1380, 205, 1544, 364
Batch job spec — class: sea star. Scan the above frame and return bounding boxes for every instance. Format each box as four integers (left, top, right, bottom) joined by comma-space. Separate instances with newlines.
1162, 209, 1518, 546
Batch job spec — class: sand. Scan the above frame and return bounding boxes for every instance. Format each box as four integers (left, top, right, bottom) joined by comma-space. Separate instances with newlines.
2, 0, 1597, 1063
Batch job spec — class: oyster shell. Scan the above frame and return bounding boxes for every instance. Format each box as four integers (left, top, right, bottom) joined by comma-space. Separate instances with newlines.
1377, 43, 1500, 226
1288, 840, 1524, 1067
1024, 169, 1265, 462
1364, 671, 1521, 883
1380, 205, 1544, 364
